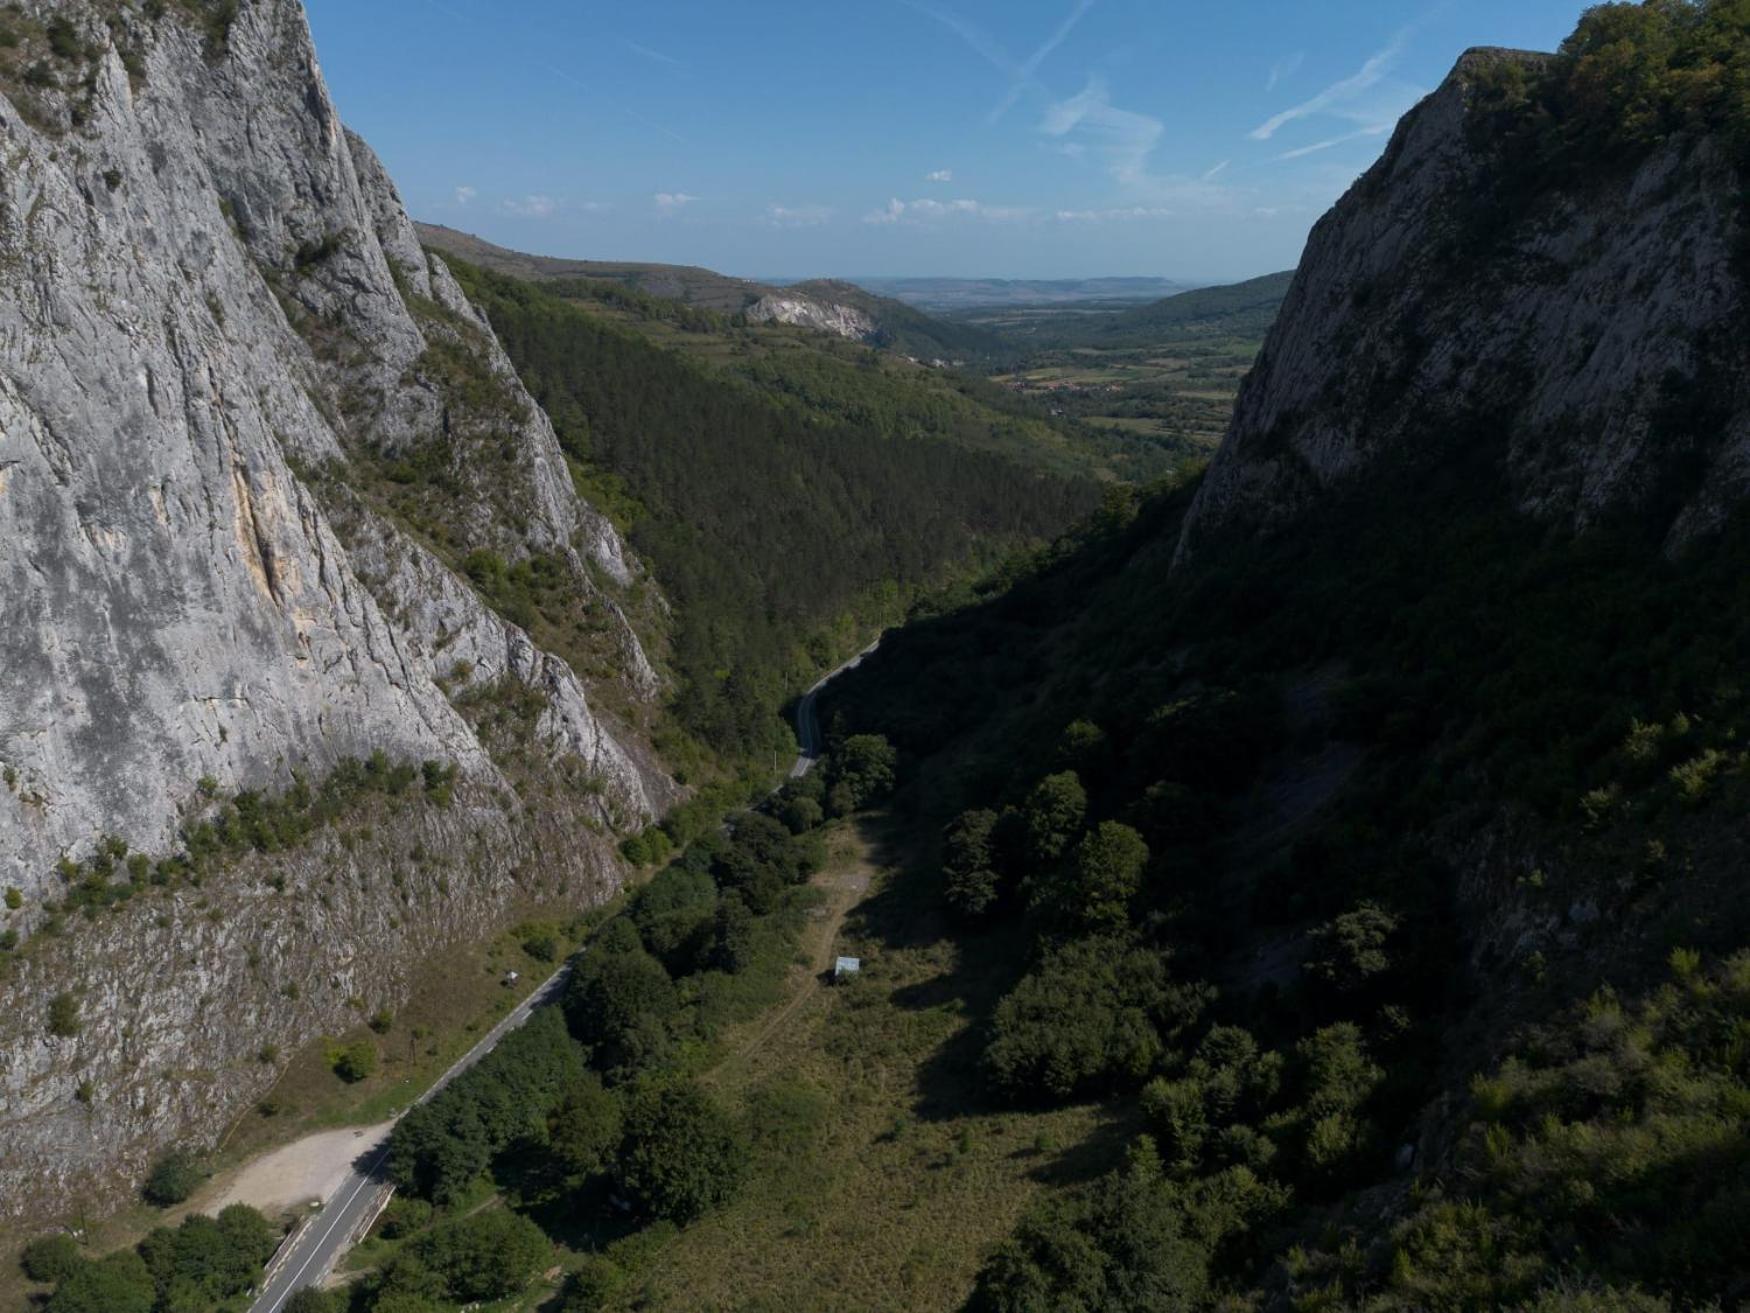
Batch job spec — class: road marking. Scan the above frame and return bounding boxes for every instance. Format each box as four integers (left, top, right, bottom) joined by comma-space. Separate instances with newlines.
263, 1159, 385, 1310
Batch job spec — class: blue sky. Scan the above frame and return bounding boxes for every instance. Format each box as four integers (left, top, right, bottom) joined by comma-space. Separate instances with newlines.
304, 0, 1590, 282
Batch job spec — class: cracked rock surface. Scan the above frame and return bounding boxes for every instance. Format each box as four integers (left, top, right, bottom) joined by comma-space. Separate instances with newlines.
1178, 48, 1750, 564
0, 0, 677, 1224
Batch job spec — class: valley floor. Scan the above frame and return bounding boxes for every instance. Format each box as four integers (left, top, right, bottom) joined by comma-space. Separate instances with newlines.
538, 821, 1121, 1312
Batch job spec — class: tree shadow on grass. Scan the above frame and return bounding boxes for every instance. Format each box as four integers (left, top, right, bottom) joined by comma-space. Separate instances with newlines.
837, 811, 1038, 1127
1022, 1103, 1142, 1189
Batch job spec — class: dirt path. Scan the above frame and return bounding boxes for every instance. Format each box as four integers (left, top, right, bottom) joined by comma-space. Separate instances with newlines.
713, 839, 873, 1078
203, 1122, 393, 1217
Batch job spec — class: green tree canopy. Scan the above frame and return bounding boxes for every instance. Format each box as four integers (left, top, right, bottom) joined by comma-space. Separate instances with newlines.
1022, 772, 1087, 867
614, 1081, 748, 1223
44, 1252, 153, 1313
548, 1074, 624, 1180
414, 1208, 551, 1303
829, 735, 898, 811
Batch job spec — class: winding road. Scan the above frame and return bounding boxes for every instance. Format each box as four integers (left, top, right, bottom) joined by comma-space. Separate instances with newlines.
247, 635, 882, 1310
790, 637, 882, 779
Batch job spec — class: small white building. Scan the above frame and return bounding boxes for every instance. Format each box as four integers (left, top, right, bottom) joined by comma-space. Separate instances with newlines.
833, 956, 861, 981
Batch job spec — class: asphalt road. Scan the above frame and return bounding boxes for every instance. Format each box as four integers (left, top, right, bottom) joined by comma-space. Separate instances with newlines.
250, 635, 881, 1308
246, 966, 572, 1312
790, 637, 882, 779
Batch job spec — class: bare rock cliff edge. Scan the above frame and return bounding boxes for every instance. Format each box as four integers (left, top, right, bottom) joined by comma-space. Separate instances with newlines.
0, 0, 676, 1224
1179, 47, 1750, 564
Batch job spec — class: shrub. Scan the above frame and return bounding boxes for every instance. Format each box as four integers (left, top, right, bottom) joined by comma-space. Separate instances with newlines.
143, 1150, 203, 1206
779, 795, 824, 834
828, 734, 897, 811
47, 992, 80, 1038
1303, 902, 1400, 997
563, 941, 677, 1079
377, 1196, 432, 1240
332, 1039, 378, 1083
43, 1251, 153, 1313
548, 1074, 623, 1179
1060, 821, 1150, 931
1669, 748, 1728, 804
942, 808, 1004, 922
4, 886, 21, 909
20, 1234, 82, 1284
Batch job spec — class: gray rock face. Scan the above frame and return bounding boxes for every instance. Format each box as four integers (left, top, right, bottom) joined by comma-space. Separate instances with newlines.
744, 292, 878, 342
0, 0, 676, 1224
0, 0, 668, 899
1178, 47, 1750, 562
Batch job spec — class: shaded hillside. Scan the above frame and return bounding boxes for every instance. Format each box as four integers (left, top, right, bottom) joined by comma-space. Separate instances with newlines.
818, 9, 1750, 1310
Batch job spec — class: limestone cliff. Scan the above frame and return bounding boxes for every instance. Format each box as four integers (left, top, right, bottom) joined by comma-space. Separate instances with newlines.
1179, 47, 1750, 563
0, 0, 675, 1223
743, 292, 879, 343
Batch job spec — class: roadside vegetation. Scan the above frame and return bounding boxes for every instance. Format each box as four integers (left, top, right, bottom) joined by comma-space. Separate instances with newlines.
290, 744, 899, 1311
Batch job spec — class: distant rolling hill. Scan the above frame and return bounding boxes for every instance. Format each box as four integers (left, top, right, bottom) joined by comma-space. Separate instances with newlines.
417, 226, 1007, 361
854, 275, 1190, 312
417, 223, 774, 313
1095, 269, 1296, 344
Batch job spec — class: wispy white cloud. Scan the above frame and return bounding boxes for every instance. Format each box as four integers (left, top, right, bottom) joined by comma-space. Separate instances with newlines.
1274, 123, 1392, 161
453, 184, 478, 206
624, 39, 684, 69
900, 0, 1092, 124
500, 194, 557, 219
765, 203, 835, 228
1201, 160, 1230, 182
1250, 31, 1410, 141
1055, 206, 1173, 222
654, 192, 700, 214
864, 197, 1032, 225
989, 0, 1097, 123
1040, 76, 1162, 187
926, 168, 954, 183
1266, 51, 1304, 92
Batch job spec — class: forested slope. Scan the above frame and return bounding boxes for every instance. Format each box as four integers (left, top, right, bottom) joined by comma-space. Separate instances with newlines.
447, 260, 1102, 764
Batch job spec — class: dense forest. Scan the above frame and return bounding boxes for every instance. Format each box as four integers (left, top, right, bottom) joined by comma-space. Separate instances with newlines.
446, 260, 1102, 766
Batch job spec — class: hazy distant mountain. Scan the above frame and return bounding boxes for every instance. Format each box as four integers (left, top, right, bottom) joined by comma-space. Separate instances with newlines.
848, 276, 1193, 312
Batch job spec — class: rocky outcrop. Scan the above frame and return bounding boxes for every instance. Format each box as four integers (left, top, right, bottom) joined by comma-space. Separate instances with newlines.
744, 292, 879, 342
1179, 47, 1750, 563
0, 0, 676, 1224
